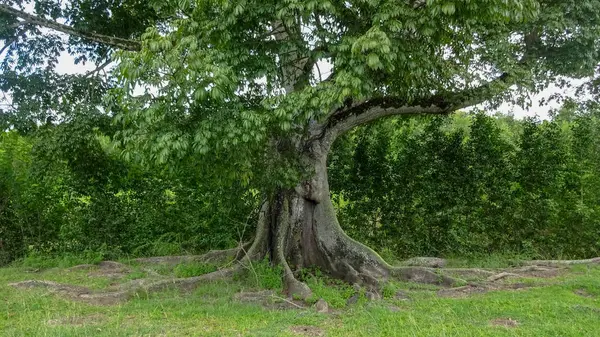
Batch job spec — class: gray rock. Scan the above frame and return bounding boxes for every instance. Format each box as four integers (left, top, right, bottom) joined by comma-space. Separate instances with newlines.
346, 294, 359, 306
314, 298, 329, 313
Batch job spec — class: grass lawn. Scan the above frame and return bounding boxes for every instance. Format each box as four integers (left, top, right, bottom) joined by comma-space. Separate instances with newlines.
1, 256, 599, 336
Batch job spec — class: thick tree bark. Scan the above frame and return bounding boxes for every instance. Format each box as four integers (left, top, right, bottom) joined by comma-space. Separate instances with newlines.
247, 137, 455, 299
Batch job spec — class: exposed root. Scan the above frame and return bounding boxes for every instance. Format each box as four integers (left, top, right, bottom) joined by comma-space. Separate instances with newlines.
523, 257, 600, 266
402, 257, 447, 268
444, 268, 496, 279
9, 267, 236, 305
284, 275, 312, 300
7, 201, 277, 307
487, 272, 520, 282
391, 267, 461, 287
437, 282, 541, 298
68, 261, 130, 272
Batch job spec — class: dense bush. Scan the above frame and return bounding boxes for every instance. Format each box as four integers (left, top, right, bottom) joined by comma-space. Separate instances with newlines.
0, 114, 258, 265
329, 110, 600, 259
2, 109, 600, 265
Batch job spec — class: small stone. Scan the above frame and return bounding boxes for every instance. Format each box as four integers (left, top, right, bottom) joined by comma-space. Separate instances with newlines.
404, 257, 447, 268
314, 298, 329, 313
346, 294, 359, 306
365, 291, 381, 301
394, 290, 410, 301
352, 283, 362, 292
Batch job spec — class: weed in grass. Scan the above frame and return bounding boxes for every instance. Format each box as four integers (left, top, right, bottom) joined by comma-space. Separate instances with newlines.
173, 262, 218, 278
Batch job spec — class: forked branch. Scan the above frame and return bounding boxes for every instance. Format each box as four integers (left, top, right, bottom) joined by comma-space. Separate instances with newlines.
0, 4, 141, 51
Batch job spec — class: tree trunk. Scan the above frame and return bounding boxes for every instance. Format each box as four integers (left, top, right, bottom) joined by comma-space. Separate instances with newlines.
243, 138, 451, 299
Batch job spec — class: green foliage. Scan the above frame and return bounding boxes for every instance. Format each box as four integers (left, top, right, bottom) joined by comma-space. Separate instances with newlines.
2, 0, 600, 266
3, 107, 600, 264
301, 269, 356, 307
0, 114, 257, 265
330, 110, 600, 259
235, 258, 284, 290
102, 0, 600, 191
18, 250, 105, 269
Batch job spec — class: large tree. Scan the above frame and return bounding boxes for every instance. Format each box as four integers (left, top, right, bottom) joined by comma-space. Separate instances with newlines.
2, 0, 600, 298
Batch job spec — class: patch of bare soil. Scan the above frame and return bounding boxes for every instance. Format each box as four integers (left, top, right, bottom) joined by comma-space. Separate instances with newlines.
10, 266, 236, 306
289, 325, 325, 336
489, 318, 519, 328
46, 313, 106, 327
9, 280, 127, 305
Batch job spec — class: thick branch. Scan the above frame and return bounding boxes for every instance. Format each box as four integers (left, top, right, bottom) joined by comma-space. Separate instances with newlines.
325, 72, 512, 138
0, 38, 14, 56
0, 4, 141, 51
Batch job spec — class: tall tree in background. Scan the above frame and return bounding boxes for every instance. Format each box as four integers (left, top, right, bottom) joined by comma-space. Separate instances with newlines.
2, 0, 600, 298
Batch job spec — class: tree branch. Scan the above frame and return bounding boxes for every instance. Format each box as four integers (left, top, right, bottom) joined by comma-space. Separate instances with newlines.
0, 38, 14, 56
0, 4, 141, 51
84, 58, 113, 78
319, 27, 541, 141
325, 72, 512, 138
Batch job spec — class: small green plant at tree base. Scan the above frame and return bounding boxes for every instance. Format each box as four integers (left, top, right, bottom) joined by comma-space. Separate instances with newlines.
301, 270, 356, 308
234, 258, 284, 290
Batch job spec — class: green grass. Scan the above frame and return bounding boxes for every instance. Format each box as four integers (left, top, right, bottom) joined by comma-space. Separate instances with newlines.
1, 259, 599, 336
